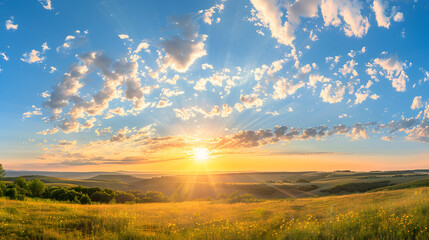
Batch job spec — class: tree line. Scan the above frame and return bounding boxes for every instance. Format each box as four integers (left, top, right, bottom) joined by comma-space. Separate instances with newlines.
0, 164, 169, 204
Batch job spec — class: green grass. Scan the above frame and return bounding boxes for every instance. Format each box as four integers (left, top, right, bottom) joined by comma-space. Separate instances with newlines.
371, 177, 429, 192
1, 187, 428, 239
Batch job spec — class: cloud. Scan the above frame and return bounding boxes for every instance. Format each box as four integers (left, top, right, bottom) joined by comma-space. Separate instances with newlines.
43, 51, 153, 133
411, 96, 423, 110
240, 94, 263, 108
202, 63, 213, 70
134, 41, 150, 54
202, 3, 224, 25
406, 119, 429, 143
118, 34, 130, 39
0, 52, 9, 61
308, 74, 330, 87
339, 59, 358, 77
156, 97, 172, 108
321, 0, 370, 38
286, 0, 321, 25
57, 30, 89, 53
42, 42, 50, 52
249, 0, 295, 46
372, 56, 408, 92
58, 140, 76, 146
272, 77, 305, 100
36, 128, 59, 135
38, 0, 53, 10
393, 12, 404, 22
21, 49, 45, 63
266, 111, 279, 116
159, 15, 207, 73
5, 18, 18, 30
162, 88, 184, 97
354, 90, 369, 105
174, 108, 196, 120
378, 116, 419, 134
320, 81, 345, 103
194, 72, 228, 91
372, 0, 390, 28
221, 104, 233, 117
23, 105, 42, 119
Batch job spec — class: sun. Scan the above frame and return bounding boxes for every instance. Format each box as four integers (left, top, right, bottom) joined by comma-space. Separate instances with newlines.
192, 147, 210, 162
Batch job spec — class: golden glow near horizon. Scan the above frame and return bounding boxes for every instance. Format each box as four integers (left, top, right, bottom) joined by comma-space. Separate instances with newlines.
192, 148, 210, 162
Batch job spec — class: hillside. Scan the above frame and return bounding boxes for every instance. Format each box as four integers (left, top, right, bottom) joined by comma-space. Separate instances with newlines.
88, 174, 144, 183
4, 170, 429, 200
0, 187, 428, 239
371, 177, 429, 192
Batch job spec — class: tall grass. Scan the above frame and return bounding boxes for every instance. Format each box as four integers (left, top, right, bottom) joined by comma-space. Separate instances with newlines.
0, 187, 428, 239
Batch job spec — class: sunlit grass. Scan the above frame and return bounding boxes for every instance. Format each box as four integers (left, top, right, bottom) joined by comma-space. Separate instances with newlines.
1, 187, 428, 239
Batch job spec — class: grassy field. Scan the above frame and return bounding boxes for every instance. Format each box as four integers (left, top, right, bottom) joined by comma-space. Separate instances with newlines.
1, 187, 428, 239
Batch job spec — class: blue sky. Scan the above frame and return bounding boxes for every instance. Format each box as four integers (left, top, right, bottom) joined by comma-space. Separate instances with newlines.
0, 0, 428, 171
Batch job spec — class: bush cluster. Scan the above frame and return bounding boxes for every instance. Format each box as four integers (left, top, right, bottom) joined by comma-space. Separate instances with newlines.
0, 177, 170, 205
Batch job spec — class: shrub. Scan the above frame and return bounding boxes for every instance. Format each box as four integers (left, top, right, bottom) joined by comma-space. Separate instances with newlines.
79, 194, 91, 204
90, 191, 114, 203
115, 191, 135, 203
0, 182, 5, 197
217, 192, 258, 203
295, 178, 311, 183
140, 191, 169, 203
4, 187, 18, 199
28, 179, 45, 197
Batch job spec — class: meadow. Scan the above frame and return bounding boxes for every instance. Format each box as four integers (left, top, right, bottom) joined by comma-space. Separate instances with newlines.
1, 187, 428, 239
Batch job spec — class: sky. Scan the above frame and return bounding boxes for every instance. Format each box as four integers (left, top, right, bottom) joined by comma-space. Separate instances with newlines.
0, 0, 428, 172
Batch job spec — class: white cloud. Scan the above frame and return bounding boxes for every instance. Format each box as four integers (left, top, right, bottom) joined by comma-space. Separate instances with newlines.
339, 59, 358, 77
240, 94, 263, 108
156, 97, 172, 108
118, 34, 130, 39
42, 42, 50, 52
0, 52, 9, 61
57, 30, 89, 53
21, 50, 45, 64
23, 105, 42, 119
321, 0, 370, 38
162, 88, 184, 97
308, 74, 330, 87
221, 104, 234, 117
159, 15, 207, 73
411, 96, 423, 110
320, 81, 345, 103
38, 0, 53, 10
202, 63, 213, 70
354, 90, 369, 105
133, 41, 150, 54
373, 56, 408, 92
202, 3, 224, 25
393, 12, 404, 22
249, 0, 295, 46
372, 0, 390, 28
266, 111, 279, 116
287, 0, 321, 25
273, 77, 305, 100
5, 18, 18, 30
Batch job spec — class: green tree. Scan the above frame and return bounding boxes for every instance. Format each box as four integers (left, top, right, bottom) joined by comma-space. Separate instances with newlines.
28, 179, 46, 197
0, 164, 5, 180
14, 177, 27, 189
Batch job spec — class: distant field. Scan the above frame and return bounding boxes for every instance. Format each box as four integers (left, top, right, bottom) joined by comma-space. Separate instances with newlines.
1, 187, 428, 239
4, 170, 429, 200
